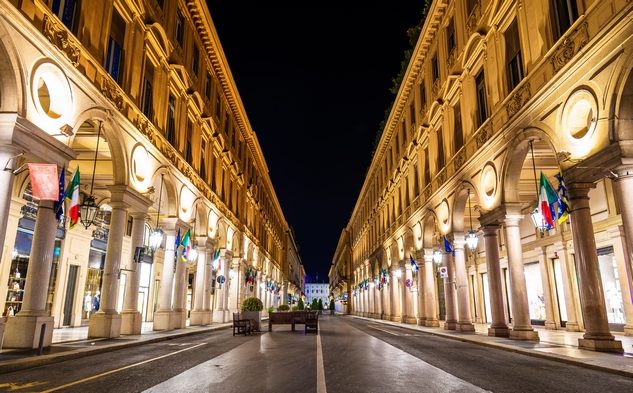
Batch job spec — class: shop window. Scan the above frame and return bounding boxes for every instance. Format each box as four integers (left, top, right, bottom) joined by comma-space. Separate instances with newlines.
551, 0, 578, 42
597, 247, 625, 326
552, 258, 568, 325
481, 272, 492, 323
105, 9, 126, 85
475, 70, 488, 127
52, 0, 80, 34
524, 262, 546, 324
505, 19, 524, 92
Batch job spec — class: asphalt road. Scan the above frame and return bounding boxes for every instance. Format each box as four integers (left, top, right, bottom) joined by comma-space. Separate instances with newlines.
0, 316, 632, 392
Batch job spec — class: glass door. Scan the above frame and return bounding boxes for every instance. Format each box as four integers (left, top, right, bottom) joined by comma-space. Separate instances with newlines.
551, 258, 567, 327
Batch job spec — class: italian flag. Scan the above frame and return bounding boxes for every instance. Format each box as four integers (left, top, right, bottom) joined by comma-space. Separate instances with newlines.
180, 229, 191, 262
538, 172, 558, 229
65, 169, 80, 228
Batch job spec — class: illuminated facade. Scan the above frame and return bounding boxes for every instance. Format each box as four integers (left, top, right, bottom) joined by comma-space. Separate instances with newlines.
0, 0, 302, 348
334, 0, 633, 352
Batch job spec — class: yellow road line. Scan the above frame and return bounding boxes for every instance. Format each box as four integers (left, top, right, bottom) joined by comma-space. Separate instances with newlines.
39, 343, 207, 393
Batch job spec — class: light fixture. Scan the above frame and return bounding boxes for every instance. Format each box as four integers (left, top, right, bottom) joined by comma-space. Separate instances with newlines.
188, 247, 198, 262
465, 189, 479, 251
369, 281, 375, 289
395, 269, 402, 279
528, 140, 548, 235
149, 174, 165, 253
79, 121, 102, 229
259, 282, 264, 289
229, 269, 236, 279
433, 249, 443, 264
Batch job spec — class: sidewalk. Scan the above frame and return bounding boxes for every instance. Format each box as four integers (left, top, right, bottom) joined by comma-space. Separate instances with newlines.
350, 315, 633, 378
0, 322, 231, 373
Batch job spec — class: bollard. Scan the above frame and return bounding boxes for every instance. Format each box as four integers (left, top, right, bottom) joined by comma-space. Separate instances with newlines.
37, 323, 46, 356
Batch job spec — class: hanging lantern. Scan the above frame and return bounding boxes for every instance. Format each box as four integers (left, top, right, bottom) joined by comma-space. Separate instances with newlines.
149, 228, 164, 253
433, 249, 443, 264
79, 195, 99, 229
465, 230, 479, 251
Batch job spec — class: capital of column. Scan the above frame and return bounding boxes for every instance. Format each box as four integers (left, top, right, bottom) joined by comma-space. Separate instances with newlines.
481, 224, 500, 236
195, 236, 208, 248
129, 212, 149, 221
109, 185, 152, 212
452, 233, 466, 250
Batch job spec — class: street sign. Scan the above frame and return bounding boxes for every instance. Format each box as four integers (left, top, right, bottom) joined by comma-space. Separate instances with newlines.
217, 275, 226, 284
439, 266, 448, 278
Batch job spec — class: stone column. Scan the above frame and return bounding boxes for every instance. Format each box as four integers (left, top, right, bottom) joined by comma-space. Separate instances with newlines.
190, 237, 208, 326
453, 236, 475, 332
4, 201, 56, 348
535, 247, 557, 330
482, 225, 509, 337
154, 224, 177, 330
416, 250, 427, 325
382, 271, 391, 320
282, 280, 289, 305
424, 249, 439, 326
172, 228, 187, 330
552, 242, 580, 331
607, 227, 633, 335
568, 183, 623, 352
390, 267, 401, 321
613, 171, 633, 334
228, 259, 241, 313
403, 262, 416, 324
374, 277, 382, 318
0, 146, 18, 276
121, 212, 149, 335
89, 197, 129, 339
504, 212, 539, 341
202, 243, 214, 325
212, 251, 230, 323
443, 252, 458, 330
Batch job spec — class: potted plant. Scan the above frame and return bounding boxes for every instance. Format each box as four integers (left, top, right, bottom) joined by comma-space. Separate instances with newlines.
278, 304, 290, 311
297, 298, 305, 310
241, 297, 263, 331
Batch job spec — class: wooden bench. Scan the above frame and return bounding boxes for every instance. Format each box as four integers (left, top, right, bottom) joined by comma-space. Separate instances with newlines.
305, 311, 318, 334
268, 311, 311, 331
233, 312, 252, 336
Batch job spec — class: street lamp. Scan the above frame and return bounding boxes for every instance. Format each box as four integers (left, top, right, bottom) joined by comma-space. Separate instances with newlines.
465, 188, 479, 251
148, 174, 165, 254
433, 249, 443, 264
79, 121, 103, 229
528, 140, 548, 236
395, 268, 402, 279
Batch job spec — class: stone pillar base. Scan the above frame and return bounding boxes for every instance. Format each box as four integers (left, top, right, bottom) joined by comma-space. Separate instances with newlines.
417, 318, 426, 326
403, 316, 417, 324
578, 338, 624, 353
120, 311, 142, 335
444, 321, 458, 330
544, 321, 557, 330
509, 329, 539, 341
565, 322, 581, 332
171, 309, 186, 329
488, 326, 510, 337
425, 319, 440, 327
382, 314, 391, 320
153, 310, 173, 331
390, 316, 401, 322
190, 310, 212, 326
623, 325, 633, 336
213, 309, 227, 323
88, 313, 122, 339
457, 322, 475, 332
3, 315, 54, 349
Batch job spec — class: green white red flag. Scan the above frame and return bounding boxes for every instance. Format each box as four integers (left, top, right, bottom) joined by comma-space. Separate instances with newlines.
538, 172, 558, 229
65, 169, 80, 228
180, 229, 191, 262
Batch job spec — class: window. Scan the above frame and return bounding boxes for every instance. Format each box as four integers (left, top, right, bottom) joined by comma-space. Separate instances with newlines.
166, 95, 176, 146
552, 0, 578, 41
419, 81, 426, 109
200, 139, 207, 181
431, 55, 440, 82
175, 9, 184, 47
142, 62, 154, 120
52, 0, 79, 33
105, 9, 126, 84
447, 18, 456, 54
466, 0, 477, 15
185, 121, 192, 161
192, 45, 199, 77
505, 19, 524, 91
409, 103, 416, 129
475, 70, 488, 127
205, 72, 213, 100
215, 95, 222, 118
436, 128, 445, 170
424, 148, 430, 185
453, 103, 463, 153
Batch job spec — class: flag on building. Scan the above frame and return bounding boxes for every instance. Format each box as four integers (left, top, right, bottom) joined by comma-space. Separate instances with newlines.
409, 254, 419, 272
28, 163, 59, 201
180, 228, 191, 262
538, 172, 558, 229
443, 236, 454, 256
175, 228, 181, 258
55, 166, 65, 221
65, 168, 80, 228
555, 172, 570, 224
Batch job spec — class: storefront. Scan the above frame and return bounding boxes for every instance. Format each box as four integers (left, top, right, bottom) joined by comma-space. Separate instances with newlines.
597, 247, 625, 330
524, 262, 546, 325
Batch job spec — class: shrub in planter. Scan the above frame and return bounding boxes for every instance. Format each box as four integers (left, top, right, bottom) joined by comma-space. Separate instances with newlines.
297, 298, 305, 310
291, 305, 300, 311
278, 304, 290, 311
318, 298, 323, 310
329, 299, 335, 310
241, 297, 263, 331
311, 298, 318, 310
267, 306, 274, 314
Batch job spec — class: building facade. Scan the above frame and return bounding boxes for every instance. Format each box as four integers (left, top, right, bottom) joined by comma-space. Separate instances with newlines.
333, 0, 633, 352
305, 283, 329, 308
0, 0, 302, 348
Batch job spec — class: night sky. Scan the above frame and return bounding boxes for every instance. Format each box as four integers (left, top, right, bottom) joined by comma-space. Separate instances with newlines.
206, 1, 427, 281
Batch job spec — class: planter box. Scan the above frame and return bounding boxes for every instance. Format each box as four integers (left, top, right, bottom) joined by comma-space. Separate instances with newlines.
242, 311, 261, 331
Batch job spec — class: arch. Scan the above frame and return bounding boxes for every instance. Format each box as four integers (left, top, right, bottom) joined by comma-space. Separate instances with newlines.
231, 229, 241, 255
193, 201, 208, 237
500, 127, 559, 204
421, 211, 439, 249
403, 227, 415, 257
613, 59, 633, 143
461, 33, 485, 70
216, 220, 228, 249
149, 168, 178, 217
451, 180, 481, 233
0, 17, 25, 114
147, 23, 171, 56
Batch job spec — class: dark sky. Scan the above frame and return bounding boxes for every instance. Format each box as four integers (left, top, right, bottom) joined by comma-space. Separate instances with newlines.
206, 1, 426, 280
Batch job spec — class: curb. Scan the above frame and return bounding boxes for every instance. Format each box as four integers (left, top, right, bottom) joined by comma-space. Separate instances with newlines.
349, 315, 633, 378
0, 323, 231, 374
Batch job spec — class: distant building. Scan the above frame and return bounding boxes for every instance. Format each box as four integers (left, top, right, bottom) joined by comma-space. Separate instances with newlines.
304, 283, 329, 308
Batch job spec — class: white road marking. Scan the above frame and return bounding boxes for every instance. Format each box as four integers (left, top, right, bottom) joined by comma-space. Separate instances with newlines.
39, 343, 207, 393
368, 325, 404, 336
316, 332, 327, 393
